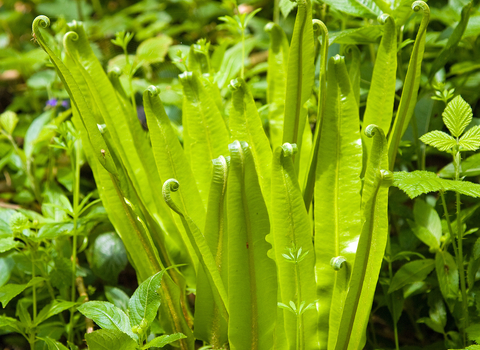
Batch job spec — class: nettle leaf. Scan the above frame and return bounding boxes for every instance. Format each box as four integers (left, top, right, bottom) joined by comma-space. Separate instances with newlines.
393, 171, 480, 198
442, 95, 473, 137
459, 125, 480, 151
420, 130, 456, 151
85, 329, 138, 350
141, 333, 187, 349
77, 301, 136, 340
388, 259, 435, 293
0, 276, 44, 307
0, 237, 24, 253
128, 270, 165, 330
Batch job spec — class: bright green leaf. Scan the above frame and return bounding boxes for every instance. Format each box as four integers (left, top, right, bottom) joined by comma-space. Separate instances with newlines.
0, 277, 44, 308
141, 333, 187, 349
85, 329, 138, 350
459, 125, 480, 151
420, 130, 457, 151
388, 259, 435, 293
442, 95, 473, 137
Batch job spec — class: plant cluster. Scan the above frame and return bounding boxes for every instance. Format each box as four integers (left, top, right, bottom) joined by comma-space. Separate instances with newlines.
2, 0, 480, 350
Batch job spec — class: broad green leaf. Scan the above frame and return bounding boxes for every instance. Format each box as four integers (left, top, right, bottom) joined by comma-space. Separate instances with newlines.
226, 141, 277, 350
0, 237, 23, 253
77, 301, 135, 339
410, 199, 442, 249
36, 300, 77, 325
271, 143, 318, 349
420, 130, 457, 151
91, 232, 127, 284
128, 270, 165, 329
334, 125, 390, 350
136, 35, 172, 65
387, 2, 430, 169
393, 170, 480, 198
283, 0, 314, 168
24, 110, 54, 159
428, 2, 472, 80
229, 78, 272, 202
388, 259, 435, 293
85, 329, 138, 350
0, 315, 23, 333
314, 55, 362, 348
38, 337, 70, 350
428, 290, 447, 333
0, 111, 18, 135
439, 152, 480, 178
265, 23, 289, 151
194, 157, 229, 348
141, 333, 187, 349
408, 220, 440, 250
459, 125, 480, 151
435, 250, 459, 301
105, 286, 130, 313
180, 71, 229, 206
279, 0, 297, 18
321, 0, 381, 18
362, 15, 397, 161
329, 26, 383, 45
215, 38, 256, 89
0, 257, 14, 287
0, 276, 44, 308
442, 95, 473, 138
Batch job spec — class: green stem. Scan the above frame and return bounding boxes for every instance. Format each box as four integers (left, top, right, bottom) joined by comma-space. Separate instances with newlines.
241, 28, 245, 79
76, 0, 84, 21
68, 139, 81, 343
439, 191, 455, 251
274, 0, 279, 24
454, 148, 468, 345
386, 236, 400, 350
31, 247, 37, 350
124, 48, 137, 114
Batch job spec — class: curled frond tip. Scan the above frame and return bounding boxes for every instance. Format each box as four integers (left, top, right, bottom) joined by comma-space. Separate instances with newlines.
412, 1, 430, 14
365, 124, 382, 138
331, 256, 347, 271
146, 85, 160, 96
281, 143, 298, 158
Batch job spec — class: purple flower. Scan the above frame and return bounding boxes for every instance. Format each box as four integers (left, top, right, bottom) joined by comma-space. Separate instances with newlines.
46, 98, 58, 107
61, 100, 70, 108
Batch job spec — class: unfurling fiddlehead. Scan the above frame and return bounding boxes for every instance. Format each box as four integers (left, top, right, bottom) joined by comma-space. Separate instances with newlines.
162, 179, 183, 217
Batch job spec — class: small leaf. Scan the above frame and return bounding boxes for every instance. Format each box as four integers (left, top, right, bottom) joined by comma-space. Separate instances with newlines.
36, 300, 76, 325
420, 130, 456, 151
0, 111, 19, 135
388, 259, 435, 293
38, 337, 70, 350
141, 333, 187, 349
0, 237, 24, 253
136, 35, 173, 65
90, 232, 127, 284
77, 301, 135, 339
128, 270, 165, 329
0, 277, 44, 307
85, 329, 138, 350
442, 95, 473, 137
459, 125, 480, 151
408, 220, 440, 251
0, 315, 23, 333
435, 251, 459, 301
105, 286, 130, 312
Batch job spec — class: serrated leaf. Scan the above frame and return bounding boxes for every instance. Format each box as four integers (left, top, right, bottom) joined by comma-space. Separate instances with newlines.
420, 130, 456, 151
141, 333, 187, 349
388, 259, 435, 293
0, 237, 24, 253
459, 125, 480, 151
85, 329, 138, 350
393, 171, 480, 198
128, 270, 165, 329
0, 276, 44, 307
443, 95, 473, 137
77, 301, 135, 339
